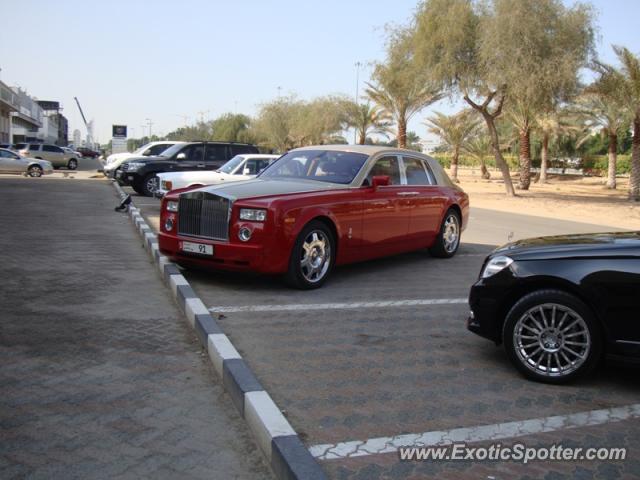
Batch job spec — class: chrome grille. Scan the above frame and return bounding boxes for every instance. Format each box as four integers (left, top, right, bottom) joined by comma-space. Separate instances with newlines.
178, 192, 230, 241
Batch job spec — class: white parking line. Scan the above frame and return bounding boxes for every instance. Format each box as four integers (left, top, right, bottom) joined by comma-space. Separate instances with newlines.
308, 403, 640, 460
209, 298, 468, 313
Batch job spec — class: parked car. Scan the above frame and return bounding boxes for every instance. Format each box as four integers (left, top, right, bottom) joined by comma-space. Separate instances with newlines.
104, 141, 184, 178
117, 141, 259, 196
0, 143, 13, 150
467, 232, 640, 384
17, 143, 78, 170
76, 147, 100, 158
62, 147, 82, 159
158, 145, 469, 289
0, 148, 53, 177
156, 154, 279, 196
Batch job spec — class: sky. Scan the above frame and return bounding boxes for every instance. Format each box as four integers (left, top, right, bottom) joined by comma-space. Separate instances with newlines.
1, 0, 639, 146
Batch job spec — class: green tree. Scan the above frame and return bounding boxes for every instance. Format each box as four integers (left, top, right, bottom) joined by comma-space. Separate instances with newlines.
342, 101, 392, 144
367, 28, 443, 149
425, 110, 480, 182
211, 113, 253, 143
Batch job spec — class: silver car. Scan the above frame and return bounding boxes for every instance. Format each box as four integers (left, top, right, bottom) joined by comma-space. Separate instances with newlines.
17, 143, 78, 170
0, 148, 53, 177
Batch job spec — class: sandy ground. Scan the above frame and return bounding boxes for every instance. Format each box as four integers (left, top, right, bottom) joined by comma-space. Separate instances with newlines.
458, 167, 640, 230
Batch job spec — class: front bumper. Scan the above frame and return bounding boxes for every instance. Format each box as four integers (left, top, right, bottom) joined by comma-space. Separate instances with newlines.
467, 281, 506, 343
115, 169, 137, 186
158, 232, 279, 274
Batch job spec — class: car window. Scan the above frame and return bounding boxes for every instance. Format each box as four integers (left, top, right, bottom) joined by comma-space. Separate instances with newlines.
403, 157, 433, 186
242, 160, 259, 175
29, 145, 41, 151
231, 145, 258, 156
204, 145, 228, 163
366, 156, 402, 185
260, 150, 368, 184
14, 143, 26, 150
146, 143, 171, 156
43, 145, 62, 153
179, 144, 204, 162
0, 149, 18, 159
218, 155, 245, 174
256, 159, 272, 173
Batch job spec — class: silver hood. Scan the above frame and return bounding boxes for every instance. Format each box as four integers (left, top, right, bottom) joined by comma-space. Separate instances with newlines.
192, 178, 346, 201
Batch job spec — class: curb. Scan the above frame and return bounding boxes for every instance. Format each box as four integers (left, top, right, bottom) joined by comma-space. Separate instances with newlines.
111, 183, 327, 480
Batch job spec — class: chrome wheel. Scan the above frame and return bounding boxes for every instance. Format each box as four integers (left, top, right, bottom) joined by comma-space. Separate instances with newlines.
513, 303, 591, 377
145, 175, 159, 195
28, 166, 42, 177
443, 214, 459, 253
300, 230, 331, 283
68, 159, 78, 170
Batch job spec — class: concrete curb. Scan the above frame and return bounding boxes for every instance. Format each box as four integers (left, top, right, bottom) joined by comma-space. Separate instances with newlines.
111, 183, 326, 480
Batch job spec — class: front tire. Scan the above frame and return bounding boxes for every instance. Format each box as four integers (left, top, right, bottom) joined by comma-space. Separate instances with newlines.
141, 173, 159, 197
28, 165, 43, 177
429, 208, 461, 258
67, 158, 78, 170
285, 221, 335, 289
502, 290, 602, 384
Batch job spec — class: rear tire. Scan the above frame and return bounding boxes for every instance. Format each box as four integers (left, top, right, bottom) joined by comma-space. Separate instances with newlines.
429, 208, 461, 258
502, 289, 602, 384
67, 158, 78, 170
284, 221, 335, 289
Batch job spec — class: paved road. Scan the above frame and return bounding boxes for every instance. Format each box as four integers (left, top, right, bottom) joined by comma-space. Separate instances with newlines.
126, 186, 639, 479
0, 178, 272, 479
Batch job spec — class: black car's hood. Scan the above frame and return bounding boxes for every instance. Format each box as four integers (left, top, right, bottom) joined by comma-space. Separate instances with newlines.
493, 231, 640, 260
123, 155, 164, 163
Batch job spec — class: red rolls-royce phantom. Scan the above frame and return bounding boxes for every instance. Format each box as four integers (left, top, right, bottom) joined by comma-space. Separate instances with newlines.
158, 146, 469, 289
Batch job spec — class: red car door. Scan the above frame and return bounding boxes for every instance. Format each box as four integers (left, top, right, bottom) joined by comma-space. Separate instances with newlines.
360, 155, 412, 248
402, 156, 447, 245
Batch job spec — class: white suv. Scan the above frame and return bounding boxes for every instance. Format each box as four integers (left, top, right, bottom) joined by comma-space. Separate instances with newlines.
104, 141, 184, 178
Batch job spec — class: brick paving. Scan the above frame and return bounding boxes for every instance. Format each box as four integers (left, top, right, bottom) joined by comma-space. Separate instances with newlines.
0, 178, 271, 479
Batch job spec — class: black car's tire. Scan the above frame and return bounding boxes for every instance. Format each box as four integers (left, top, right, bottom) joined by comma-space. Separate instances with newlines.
284, 220, 335, 289
28, 165, 43, 177
67, 158, 78, 170
429, 208, 461, 258
141, 173, 159, 197
502, 289, 602, 384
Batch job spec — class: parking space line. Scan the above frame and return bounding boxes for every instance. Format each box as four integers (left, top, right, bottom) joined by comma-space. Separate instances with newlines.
208, 298, 468, 313
308, 403, 640, 460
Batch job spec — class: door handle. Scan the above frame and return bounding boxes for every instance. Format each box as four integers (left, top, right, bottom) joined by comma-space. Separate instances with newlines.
396, 191, 419, 196
196, 164, 205, 168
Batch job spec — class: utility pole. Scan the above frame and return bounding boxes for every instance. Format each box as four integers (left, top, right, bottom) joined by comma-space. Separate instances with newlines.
354, 61, 363, 144
197, 110, 210, 123
175, 114, 190, 125
140, 125, 147, 139
145, 118, 153, 139
277, 86, 282, 98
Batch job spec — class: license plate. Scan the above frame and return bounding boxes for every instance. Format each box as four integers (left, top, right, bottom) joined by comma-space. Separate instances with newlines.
180, 241, 214, 256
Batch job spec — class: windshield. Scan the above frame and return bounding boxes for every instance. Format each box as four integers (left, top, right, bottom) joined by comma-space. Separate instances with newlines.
132, 144, 150, 155
259, 150, 368, 184
218, 155, 245, 174
159, 143, 186, 158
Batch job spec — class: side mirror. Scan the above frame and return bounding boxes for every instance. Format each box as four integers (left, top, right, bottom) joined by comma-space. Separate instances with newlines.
371, 175, 390, 188
243, 167, 251, 175
176, 152, 186, 160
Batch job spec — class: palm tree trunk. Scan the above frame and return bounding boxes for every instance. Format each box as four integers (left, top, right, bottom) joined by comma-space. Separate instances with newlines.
540, 132, 549, 184
630, 114, 640, 200
480, 158, 490, 179
451, 145, 460, 182
518, 126, 532, 190
358, 129, 366, 145
607, 132, 617, 189
397, 118, 407, 149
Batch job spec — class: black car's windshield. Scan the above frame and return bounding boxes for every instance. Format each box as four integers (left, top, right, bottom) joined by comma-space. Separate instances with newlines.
218, 155, 245, 174
159, 143, 186, 158
259, 150, 368, 184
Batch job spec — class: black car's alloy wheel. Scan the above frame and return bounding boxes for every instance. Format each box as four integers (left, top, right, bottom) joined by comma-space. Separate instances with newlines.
285, 220, 335, 289
503, 289, 601, 384
141, 174, 159, 197
429, 208, 460, 258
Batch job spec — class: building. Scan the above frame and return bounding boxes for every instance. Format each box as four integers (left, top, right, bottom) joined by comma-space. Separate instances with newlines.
37, 101, 69, 146
72, 129, 81, 148
0, 80, 18, 144
9, 87, 43, 143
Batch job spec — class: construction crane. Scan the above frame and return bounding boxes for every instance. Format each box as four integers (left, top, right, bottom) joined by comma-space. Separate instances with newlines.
74, 96, 94, 148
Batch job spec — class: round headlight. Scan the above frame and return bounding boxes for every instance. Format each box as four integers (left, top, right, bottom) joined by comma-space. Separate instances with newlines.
238, 227, 252, 242
164, 217, 175, 232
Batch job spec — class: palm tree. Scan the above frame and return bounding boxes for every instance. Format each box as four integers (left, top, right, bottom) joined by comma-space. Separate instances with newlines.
463, 134, 492, 179
535, 110, 580, 184
425, 110, 480, 182
343, 102, 393, 145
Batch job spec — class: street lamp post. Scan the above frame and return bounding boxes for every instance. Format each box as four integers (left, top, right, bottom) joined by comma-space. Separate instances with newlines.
145, 118, 153, 139
354, 61, 363, 144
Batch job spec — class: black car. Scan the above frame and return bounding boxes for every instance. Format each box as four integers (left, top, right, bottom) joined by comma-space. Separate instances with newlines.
468, 232, 640, 384
117, 141, 259, 196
